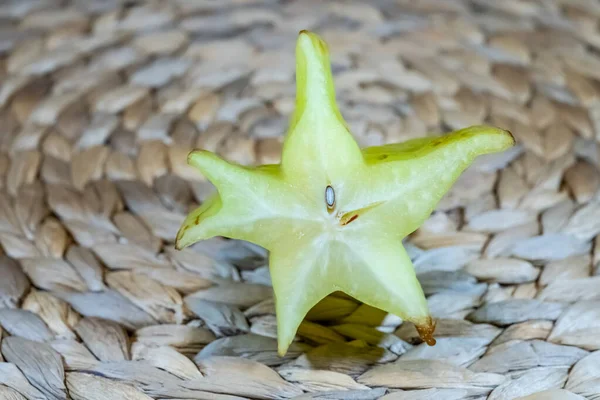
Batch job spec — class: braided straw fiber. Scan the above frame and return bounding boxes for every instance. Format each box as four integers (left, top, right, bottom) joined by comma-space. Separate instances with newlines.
0, 0, 600, 399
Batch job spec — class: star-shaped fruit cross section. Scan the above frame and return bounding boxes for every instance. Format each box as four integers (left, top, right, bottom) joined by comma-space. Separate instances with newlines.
176, 30, 515, 355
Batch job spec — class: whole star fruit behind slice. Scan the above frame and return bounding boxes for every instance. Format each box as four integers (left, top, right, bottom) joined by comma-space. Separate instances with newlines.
176, 30, 515, 356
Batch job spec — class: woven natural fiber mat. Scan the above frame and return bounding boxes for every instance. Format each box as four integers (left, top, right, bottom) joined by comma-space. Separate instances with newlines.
0, 0, 599, 399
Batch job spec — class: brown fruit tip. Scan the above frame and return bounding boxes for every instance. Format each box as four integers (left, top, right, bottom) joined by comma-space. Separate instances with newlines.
506, 129, 516, 145
415, 317, 437, 346
299, 29, 309, 35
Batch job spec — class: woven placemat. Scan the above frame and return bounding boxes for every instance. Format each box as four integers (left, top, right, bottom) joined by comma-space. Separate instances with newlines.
1, 0, 599, 399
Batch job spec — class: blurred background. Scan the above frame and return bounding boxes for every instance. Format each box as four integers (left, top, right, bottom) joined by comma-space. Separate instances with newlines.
0, 1, 599, 399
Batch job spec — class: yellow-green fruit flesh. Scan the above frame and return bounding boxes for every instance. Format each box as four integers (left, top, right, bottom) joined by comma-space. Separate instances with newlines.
176, 30, 515, 355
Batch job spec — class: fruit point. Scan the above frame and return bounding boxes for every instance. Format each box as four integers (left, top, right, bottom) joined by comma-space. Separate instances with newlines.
175, 30, 516, 355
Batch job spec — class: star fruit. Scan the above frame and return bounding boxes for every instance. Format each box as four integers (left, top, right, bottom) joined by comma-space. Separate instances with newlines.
176, 30, 515, 355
